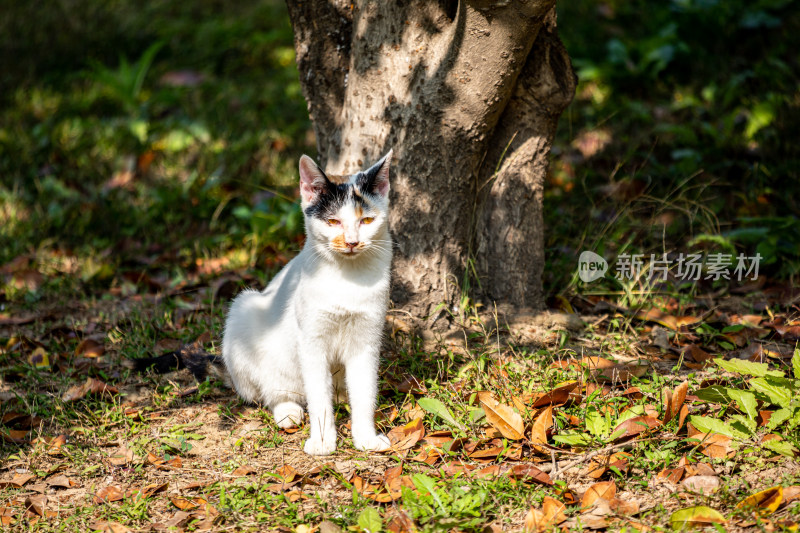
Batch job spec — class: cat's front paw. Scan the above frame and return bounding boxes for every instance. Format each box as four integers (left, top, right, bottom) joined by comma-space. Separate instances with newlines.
354, 433, 391, 452
303, 436, 337, 456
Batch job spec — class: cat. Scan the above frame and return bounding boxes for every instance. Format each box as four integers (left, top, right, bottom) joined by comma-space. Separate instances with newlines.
133, 151, 394, 456
222, 150, 394, 455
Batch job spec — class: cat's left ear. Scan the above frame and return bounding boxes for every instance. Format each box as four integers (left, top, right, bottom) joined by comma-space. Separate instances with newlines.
298, 155, 329, 208
360, 149, 392, 199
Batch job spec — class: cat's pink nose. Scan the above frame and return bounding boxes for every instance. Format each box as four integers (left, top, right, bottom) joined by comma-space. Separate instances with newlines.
346, 241, 359, 251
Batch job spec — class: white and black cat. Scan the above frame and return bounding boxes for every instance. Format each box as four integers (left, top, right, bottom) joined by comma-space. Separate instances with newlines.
132, 151, 394, 456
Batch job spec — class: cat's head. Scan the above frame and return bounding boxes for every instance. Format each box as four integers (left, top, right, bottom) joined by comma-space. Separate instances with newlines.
298, 150, 392, 260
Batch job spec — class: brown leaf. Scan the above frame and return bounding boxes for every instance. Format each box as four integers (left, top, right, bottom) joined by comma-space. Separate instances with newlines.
637, 309, 701, 330
94, 486, 124, 504
608, 497, 640, 515
0, 428, 29, 444
507, 464, 553, 486
587, 452, 631, 479
75, 338, 105, 358
468, 446, 504, 460
780, 486, 800, 505
396, 375, 426, 394
657, 466, 685, 484
474, 464, 503, 478
530, 406, 553, 447
621, 386, 644, 400
47, 475, 76, 489
682, 475, 721, 494
387, 418, 425, 451
479, 394, 525, 440
524, 508, 549, 533
89, 520, 131, 533
127, 483, 168, 500
774, 324, 800, 341
25, 495, 47, 517
683, 344, 715, 364
696, 433, 735, 459
581, 481, 617, 509
62, 378, 118, 402
277, 464, 298, 484
0, 473, 34, 489
107, 445, 135, 466
532, 381, 581, 408
170, 496, 200, 511
422, 429, 454, 446
663, 381, 688, 424
612, 416, 662, 440
542, 497, 567, 525
232, 465, 257, 476
385, 510, 416, 533
47, 434, 68, 455
677, 404, 690, 432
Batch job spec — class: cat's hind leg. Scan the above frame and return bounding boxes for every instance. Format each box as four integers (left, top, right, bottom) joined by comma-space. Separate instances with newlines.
272, 401, 304, 429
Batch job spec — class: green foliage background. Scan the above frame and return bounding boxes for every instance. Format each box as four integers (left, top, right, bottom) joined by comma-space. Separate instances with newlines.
0, 0, 798, 299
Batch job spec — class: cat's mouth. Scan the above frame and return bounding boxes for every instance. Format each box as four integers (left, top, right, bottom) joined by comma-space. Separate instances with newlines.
335, 247, 362, 258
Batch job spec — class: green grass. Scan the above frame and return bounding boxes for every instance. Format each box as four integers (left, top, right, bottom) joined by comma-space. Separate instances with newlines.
2, 0, 800, 531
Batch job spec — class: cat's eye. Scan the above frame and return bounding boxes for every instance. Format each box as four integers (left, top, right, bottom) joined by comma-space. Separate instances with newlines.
327, 218, 341, 226
361, 217, 374, 225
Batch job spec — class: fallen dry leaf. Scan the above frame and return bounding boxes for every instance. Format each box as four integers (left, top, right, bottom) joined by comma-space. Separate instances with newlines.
507, 464, 553, 486
637, 309, 702, 330
581, 481, 617, 509
736, 486, 783, 515
75, 338, 105, 358
0, 473, 34, 489
682, 475, 721, 494
682, 344, 715, 364
127, 483, 168, 500
657, 466, 685, 484
46, 434, 68, 455
478, 394, 525, 440
89, 520, 131, 533
0, 428, 29, 444
232, 465, 257, 476
62, 378, 118, 402
530, 406, 553, 447
612, 416, 662, 440
532, 381, 581, 408
663, 381, 688, 424
587, 452, 631, 479
695, 433, 735, 459
608, 497, 639, 515
25, 495, 47, 517
94, 486, 124, 504
387, 417, 425, 451
47, 475, 76, 489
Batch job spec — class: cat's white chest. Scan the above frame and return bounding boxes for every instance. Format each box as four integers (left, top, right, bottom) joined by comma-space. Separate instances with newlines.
302, 262, 388, 315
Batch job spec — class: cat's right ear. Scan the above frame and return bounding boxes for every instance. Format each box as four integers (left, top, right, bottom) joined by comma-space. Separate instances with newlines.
299, 155, 328, 208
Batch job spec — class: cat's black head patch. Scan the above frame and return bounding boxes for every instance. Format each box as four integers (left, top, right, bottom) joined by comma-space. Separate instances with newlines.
302, 152, 390, 220
303, 178, 363, 220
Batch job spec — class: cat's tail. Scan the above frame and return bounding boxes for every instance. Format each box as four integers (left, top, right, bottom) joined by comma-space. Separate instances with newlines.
124, 344, 227, 384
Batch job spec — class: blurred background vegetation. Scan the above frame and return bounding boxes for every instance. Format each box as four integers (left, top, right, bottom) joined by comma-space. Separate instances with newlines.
0, 0, 798, 306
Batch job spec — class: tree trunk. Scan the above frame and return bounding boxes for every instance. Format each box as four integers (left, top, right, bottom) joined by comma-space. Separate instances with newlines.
287, 0, 575, 319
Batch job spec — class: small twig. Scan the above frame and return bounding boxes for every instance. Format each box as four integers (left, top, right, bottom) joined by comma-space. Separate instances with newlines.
551, 440, 639, 480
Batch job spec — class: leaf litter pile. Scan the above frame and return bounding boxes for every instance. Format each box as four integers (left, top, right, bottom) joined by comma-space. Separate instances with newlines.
1, 258, 800, 531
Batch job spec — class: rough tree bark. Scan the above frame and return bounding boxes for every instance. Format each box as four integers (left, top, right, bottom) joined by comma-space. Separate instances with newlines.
287, 0, 575, 319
